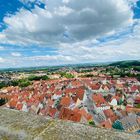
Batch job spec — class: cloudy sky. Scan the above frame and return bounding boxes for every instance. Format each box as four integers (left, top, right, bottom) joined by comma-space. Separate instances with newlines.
0, 0, 140, 68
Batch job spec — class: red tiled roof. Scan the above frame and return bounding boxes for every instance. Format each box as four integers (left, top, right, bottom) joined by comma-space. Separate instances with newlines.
16, 102, 23, 110
59, 108, 81, 122
55, 90, 62, 95
92, 94, 107, 105
78, 109, 93, 121
71, 80, 82, 87
131, 85, 138, 92
48, 107, 57, 118
9, 100, 17, 108
65, 88, 77, 95
76, 87, 85, 100
47, 99, 54, 106
90, 84, 100, 90
39, 108, 47, 116
103, 109, 118, 123
103, 109, 114, 118
60, 97, 71, 107
100, 120, 112, 129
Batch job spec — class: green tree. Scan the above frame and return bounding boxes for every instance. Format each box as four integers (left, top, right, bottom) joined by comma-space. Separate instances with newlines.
28, 75, 49, 81
0, 82, 7, 89
88, 120, 95, 126
18, 79, 31, 87
0, 98, 7, 106
112, 120, 124, 130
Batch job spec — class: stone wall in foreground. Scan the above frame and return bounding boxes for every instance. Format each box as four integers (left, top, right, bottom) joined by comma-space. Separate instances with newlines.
0, 108, 140, 140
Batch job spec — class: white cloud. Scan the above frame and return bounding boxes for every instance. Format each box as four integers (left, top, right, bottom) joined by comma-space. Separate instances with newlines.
1, 20, 140, 68
54, 6, 74, 16
0, 57, 5, 63
0, 0, 135, 45
11, 52, 22, 57
44, 20, 140, 64
0, 46, 5, 51
0, 0, 140, 68
19, 0, 43, 6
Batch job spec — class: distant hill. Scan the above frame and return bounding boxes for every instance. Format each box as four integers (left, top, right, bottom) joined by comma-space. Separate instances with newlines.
0, 62, 108, 72
1, 61, 140, 72
109, 60, 140, 68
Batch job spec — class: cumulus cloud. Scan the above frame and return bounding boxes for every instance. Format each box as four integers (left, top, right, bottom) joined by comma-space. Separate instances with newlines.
11, 52, 22, 57
6, 25, 140, 68
56, 35, 140, 63
0, 57, 5, 63
20, 0, 45, 6
0, 0, 134, 45
0, 0, 140, 68
0, 46, 5, 51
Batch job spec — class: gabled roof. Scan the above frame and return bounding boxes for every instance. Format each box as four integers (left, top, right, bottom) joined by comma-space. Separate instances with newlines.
16, 102, 23, 110
92, 94, 107, 105
59, 107, 82, 122
104, 109, 114, 118
90, 84, 100, 90
130, 85, 139, 92
9, 99, 17, 108
77, 108, 93, 121
60, 96, 71, 107
100, 119, 112, 129
76, 87, 85, 100
48, 106, 57, 118
71, 80, 83, 87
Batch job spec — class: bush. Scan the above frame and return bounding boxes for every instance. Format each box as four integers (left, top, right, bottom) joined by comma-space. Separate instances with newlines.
88, 120, 95, 126
0, 82, 7, 89
65, 73, 74, 78
0, 98, 7, 106
28, 75, 49, 81
112, 120, 124, 130
10, 79, 31, 88
136, 104, 140, 108
18, 79, 31, 87
59, 72, 74, 78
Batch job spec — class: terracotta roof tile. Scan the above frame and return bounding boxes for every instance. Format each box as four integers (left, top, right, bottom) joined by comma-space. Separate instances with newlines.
100, 119, 112, 129
92, 94, 107, 105
90, 84, 100, 90
59, 108, 81, 122
16, 103, 23, 110
60, 97, 71, 107
48, 107, 57, 118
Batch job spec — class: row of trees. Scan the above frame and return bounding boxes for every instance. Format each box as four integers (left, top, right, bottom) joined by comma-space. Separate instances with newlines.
59, 72, 74, 78
0, 75, 50, 89
0, 72, 76, 89
0, 79, 31, 89
28, 75, 49, 81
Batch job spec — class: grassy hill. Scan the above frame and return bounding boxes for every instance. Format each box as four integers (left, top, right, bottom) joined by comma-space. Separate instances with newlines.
109, 60, 140, 68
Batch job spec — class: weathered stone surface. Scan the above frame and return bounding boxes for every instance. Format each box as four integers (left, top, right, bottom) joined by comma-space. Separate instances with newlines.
0, 108, 140, 140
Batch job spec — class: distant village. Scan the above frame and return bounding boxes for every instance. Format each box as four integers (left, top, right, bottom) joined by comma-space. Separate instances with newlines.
0, 66, 140, 133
